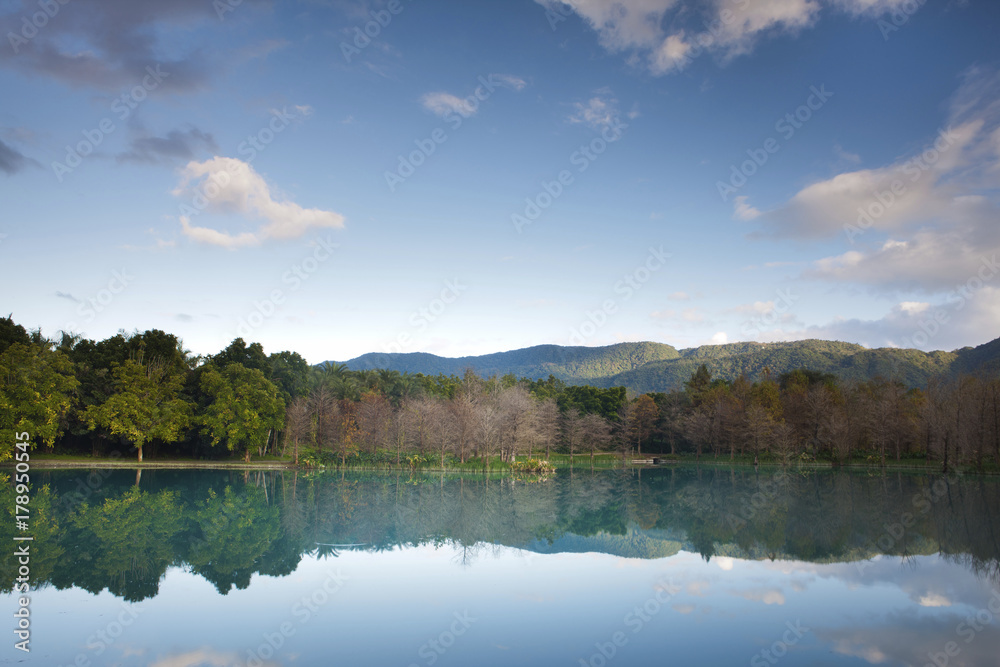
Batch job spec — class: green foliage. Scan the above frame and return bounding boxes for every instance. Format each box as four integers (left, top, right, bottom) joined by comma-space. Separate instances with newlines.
83, 359, 191, 460
329, 338, 1000, 395
69, 487, 183, 600
332, 342, 681, 384
510, 458, 555, 473
199, 363, 286, 461
558, 385, 627, 420
0, 315, 31, 355
185, 486, 281, 593
268, 350, 311, 400
0, 342, 78, 456
213, 338, 269, 374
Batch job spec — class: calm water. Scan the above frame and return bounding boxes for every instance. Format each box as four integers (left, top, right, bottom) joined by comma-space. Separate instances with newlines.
2, 467, 999, 667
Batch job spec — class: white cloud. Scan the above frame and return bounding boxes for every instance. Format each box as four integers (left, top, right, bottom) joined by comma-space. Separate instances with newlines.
421, 74, 526, 119
829, 0, 916, 15
917, 593, 952, 607
538, 0, 938, 76
710, 331, 729, 345
172, 157, 344, 249
421, 92, 479, 118
541, 0, 680, 53
568, 89, 625, 130
493, 74, 528, 91
733, 195, 761, 221
732, 300, 778, 315
743, 66, 1000, 293
748, 288, 1000, 351
650, 32, 693, 74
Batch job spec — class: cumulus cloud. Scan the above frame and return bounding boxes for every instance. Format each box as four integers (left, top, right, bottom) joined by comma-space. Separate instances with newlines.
172, 157, 345, 249
748, 287, 1000, 351
0, 0, 270, 90
742, 66, 1000, 294
118, 127, 218, 164
537, 0, 938, 75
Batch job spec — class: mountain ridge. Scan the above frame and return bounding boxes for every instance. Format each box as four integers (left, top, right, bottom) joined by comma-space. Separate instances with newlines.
326, 337, 999, 393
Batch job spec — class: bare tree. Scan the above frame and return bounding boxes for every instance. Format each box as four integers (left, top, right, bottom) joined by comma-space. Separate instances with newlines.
561, 408, 584, 464
355, 390, 391, 454
580, 412, 613, 465
284, 396, 313, 466
498, 385, 535, 463
308, 385, 338, 459
535, 397, 560, 460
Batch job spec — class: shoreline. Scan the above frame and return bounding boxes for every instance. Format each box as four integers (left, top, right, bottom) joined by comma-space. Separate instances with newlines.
7, 456, 994, 475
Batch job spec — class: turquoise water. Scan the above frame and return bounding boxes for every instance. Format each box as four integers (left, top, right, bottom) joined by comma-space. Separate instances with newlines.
2, 467, 999, 666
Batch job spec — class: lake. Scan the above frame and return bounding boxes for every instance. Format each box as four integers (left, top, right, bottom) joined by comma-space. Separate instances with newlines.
2, 466, 999, 667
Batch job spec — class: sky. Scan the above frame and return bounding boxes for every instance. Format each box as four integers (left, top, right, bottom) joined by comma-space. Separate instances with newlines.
1, 0, 998, 364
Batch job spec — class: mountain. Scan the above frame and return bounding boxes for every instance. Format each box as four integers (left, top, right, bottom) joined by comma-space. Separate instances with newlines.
327, 337, 1000, 393
335, 341, 681, 383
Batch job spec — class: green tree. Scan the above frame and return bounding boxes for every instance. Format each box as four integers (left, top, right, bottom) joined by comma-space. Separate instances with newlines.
84, 359, 191, 462
268, 350, 310, 400
199, 363, 285, 462
0, 315, 31, 355
685, 364, 713, 404
0, 342, 78, 457
212, 338, 269, 374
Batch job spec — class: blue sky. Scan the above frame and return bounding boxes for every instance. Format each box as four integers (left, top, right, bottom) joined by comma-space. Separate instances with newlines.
1, 0, 998, 363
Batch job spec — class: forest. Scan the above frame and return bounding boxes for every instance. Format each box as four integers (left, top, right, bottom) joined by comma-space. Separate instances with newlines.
1, 315, 999, 470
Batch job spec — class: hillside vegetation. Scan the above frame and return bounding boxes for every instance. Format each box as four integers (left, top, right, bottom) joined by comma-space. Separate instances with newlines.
341, 341, 681, 384
334, 338, 993, 394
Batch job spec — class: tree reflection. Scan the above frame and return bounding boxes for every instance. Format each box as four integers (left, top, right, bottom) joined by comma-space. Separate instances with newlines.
2, 466, 999, 601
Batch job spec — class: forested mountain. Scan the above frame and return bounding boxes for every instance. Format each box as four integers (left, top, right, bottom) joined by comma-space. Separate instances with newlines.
332, 338, 999, 394
337, 341, 681, 383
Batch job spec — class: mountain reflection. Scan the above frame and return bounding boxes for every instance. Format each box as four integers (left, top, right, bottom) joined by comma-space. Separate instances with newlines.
2, 467, 998, 602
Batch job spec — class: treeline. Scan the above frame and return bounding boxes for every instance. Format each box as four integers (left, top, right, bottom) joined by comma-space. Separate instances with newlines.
1, 316, 998, 469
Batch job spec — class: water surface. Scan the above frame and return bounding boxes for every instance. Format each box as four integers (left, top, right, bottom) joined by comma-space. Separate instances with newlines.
2, 467, 999, 666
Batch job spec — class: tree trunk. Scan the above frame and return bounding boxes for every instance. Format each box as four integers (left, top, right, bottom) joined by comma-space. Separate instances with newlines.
137, 445, 143, 463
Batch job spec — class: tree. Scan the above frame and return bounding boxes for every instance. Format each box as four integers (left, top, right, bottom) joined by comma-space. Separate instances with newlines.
284, 397, 313, 465
685, 364, 713, 404
630, 394, 659, 456
0, 342, 78, 458
354, 390, 391, 453
0, 316, 31, 355
562, 408, 584, 462
84, 359, 190, 462
268, 351, 310, 400
498, 385, 535, 462
199, 363, 285, 462
212, 339, 269, 374
308, 385, 338, 458
581, 412, 613, 465
535, 397, 560, 459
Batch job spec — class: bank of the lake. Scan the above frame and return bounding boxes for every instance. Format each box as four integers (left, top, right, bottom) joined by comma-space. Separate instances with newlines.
11, 450, 999, 474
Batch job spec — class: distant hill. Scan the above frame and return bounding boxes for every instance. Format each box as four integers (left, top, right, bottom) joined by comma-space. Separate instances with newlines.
336, 342, 681, 383
326, 337, 1000, 393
